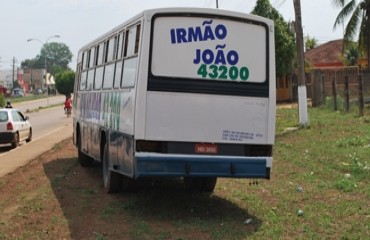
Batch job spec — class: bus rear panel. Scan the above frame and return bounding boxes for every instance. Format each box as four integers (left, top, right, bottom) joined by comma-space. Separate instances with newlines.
133, 9, 275, 180
73, 8, 275, 192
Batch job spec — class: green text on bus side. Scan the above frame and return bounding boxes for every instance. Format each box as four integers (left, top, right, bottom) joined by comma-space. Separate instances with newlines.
197, 64, 249, 81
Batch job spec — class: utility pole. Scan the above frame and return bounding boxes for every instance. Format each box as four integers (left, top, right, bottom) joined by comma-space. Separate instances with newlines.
12, 57, 16, 89
293, 0, 309, 126
216, 0, 219, 8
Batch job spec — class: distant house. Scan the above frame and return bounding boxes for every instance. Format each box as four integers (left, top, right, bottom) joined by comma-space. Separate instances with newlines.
0, 84, 7, 95
22, 68, 45, 92
304, 39, 370, 104
305, 39, 344, 68
305, 39, 368, 70
277, 40, 345, 102
278, 39, 369, 102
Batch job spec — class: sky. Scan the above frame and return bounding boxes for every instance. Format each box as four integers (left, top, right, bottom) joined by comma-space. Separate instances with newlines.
0, 0, 345, 71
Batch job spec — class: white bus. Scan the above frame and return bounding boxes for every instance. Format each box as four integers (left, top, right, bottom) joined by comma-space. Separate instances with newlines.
73, 8, 276, 193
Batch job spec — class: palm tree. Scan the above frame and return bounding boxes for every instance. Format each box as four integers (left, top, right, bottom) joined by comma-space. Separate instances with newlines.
345, 45, 360, 65
332, 0, 370, 71
305, 35, 319, 50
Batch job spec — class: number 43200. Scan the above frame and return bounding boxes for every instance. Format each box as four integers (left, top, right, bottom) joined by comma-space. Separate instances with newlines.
197, 64, 249, 81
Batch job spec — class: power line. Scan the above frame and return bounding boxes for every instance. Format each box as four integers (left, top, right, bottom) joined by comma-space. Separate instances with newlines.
273, 0, 286, 9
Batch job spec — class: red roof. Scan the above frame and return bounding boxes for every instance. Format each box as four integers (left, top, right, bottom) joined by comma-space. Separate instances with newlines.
305, 39, 344, 68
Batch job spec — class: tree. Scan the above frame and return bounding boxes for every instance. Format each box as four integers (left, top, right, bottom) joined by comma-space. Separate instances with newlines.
21, 58, 43, 69
305, 35, 318, 50
332, 0, 370, 70
55, 70, 75, 96
252, 0, 296, 77
40, 42, 73, 74
0, 93, 5, 108
13, 81, 21, 89
22, 42, 73, 75
345, 45, 360, 65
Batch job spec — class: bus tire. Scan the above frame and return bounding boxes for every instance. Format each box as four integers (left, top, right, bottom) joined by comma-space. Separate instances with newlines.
202, 177, 217, 192
121, 176, 136, 192
77, 130, 93, 167
103, 144, 122, 193
184, 177, 217, 192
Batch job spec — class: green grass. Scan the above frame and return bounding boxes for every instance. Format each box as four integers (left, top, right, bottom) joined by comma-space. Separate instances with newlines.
256, 105, 370, 239
89, 105, 369, 239
0, 102, 369, 239
6, 94, 47, 104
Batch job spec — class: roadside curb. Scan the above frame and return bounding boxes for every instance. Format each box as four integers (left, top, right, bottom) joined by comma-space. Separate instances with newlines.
0, 122, 73, 178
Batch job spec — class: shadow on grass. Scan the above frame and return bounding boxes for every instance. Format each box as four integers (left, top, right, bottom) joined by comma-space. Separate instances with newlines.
43, 157, 262, 239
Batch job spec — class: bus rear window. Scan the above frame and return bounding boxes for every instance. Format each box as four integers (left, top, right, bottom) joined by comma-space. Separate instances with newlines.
151, 16, 268, 83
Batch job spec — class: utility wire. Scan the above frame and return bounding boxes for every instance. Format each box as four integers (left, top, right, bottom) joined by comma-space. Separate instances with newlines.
273, 0, 286, 9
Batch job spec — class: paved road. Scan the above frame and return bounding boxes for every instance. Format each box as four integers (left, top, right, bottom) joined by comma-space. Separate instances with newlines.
12, 95, 66, 112
0, 95, 70, 152
0, 120, 73, 177
0, 96, 74, 176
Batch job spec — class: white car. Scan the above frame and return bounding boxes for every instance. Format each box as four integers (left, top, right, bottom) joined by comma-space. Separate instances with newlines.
0, 108, 32, 148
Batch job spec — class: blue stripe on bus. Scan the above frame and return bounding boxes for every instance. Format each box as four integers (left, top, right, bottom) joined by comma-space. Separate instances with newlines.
135, 154, 268, 178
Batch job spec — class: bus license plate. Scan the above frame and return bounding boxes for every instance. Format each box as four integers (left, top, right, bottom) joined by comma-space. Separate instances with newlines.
195, 143, 218, 154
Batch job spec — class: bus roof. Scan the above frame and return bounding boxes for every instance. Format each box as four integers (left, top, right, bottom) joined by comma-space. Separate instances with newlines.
77, 7, 273, 53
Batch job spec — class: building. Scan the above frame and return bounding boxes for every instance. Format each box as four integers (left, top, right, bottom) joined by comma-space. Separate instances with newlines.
304, 39, 369, 104
0, 69, 15, 89
22, 68, 45, 92
305, 39, 344, 68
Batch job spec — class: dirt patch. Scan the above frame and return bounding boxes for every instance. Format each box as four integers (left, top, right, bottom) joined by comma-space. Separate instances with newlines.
0, 139, 258, 240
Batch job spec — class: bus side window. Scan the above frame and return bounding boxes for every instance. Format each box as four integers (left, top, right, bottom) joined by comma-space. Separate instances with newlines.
106, 37, 115, 63
97, 42, 104, 66
89, 47, 95, 68
103, 63, 115, 89
124, 24, 139, 57
94, 66, 104, 90
87, 69, 95, 91
116, 32, 124, 60
80, 71, 87, 91
134, 24, 141, 54
123, 29, 129, 57
82, 51, 87, 70
113, 60, 123, 88
86, 49, 91, 68
77, 51, 83, 64
121, 57, 137, 88
95, 45, 99, 66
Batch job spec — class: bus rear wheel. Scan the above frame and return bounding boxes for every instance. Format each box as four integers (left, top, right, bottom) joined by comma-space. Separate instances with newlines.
77, 130, 93, 167
184, 177, 217, 192
103, 144, 122, 193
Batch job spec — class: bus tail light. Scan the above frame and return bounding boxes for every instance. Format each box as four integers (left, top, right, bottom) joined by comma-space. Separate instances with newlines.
136, 140, 165, 153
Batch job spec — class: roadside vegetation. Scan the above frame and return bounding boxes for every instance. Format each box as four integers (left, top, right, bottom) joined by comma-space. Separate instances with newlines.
5, 94, 47, 104
0, 104, 369, 239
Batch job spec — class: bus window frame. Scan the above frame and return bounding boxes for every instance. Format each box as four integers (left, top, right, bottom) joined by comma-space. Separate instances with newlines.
79, 70, 87, 91
97, 42, 105, 66
113, 59, 124, 89
147, 13, 270, 98
89, 47, 96, 68
102, 62, 116, 89
116, 32, 125, 59
94, 66, 104, 90
120, 23, 141, 89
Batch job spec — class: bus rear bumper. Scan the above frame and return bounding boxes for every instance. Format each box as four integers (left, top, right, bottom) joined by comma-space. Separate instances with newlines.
135, 153, 271, 179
